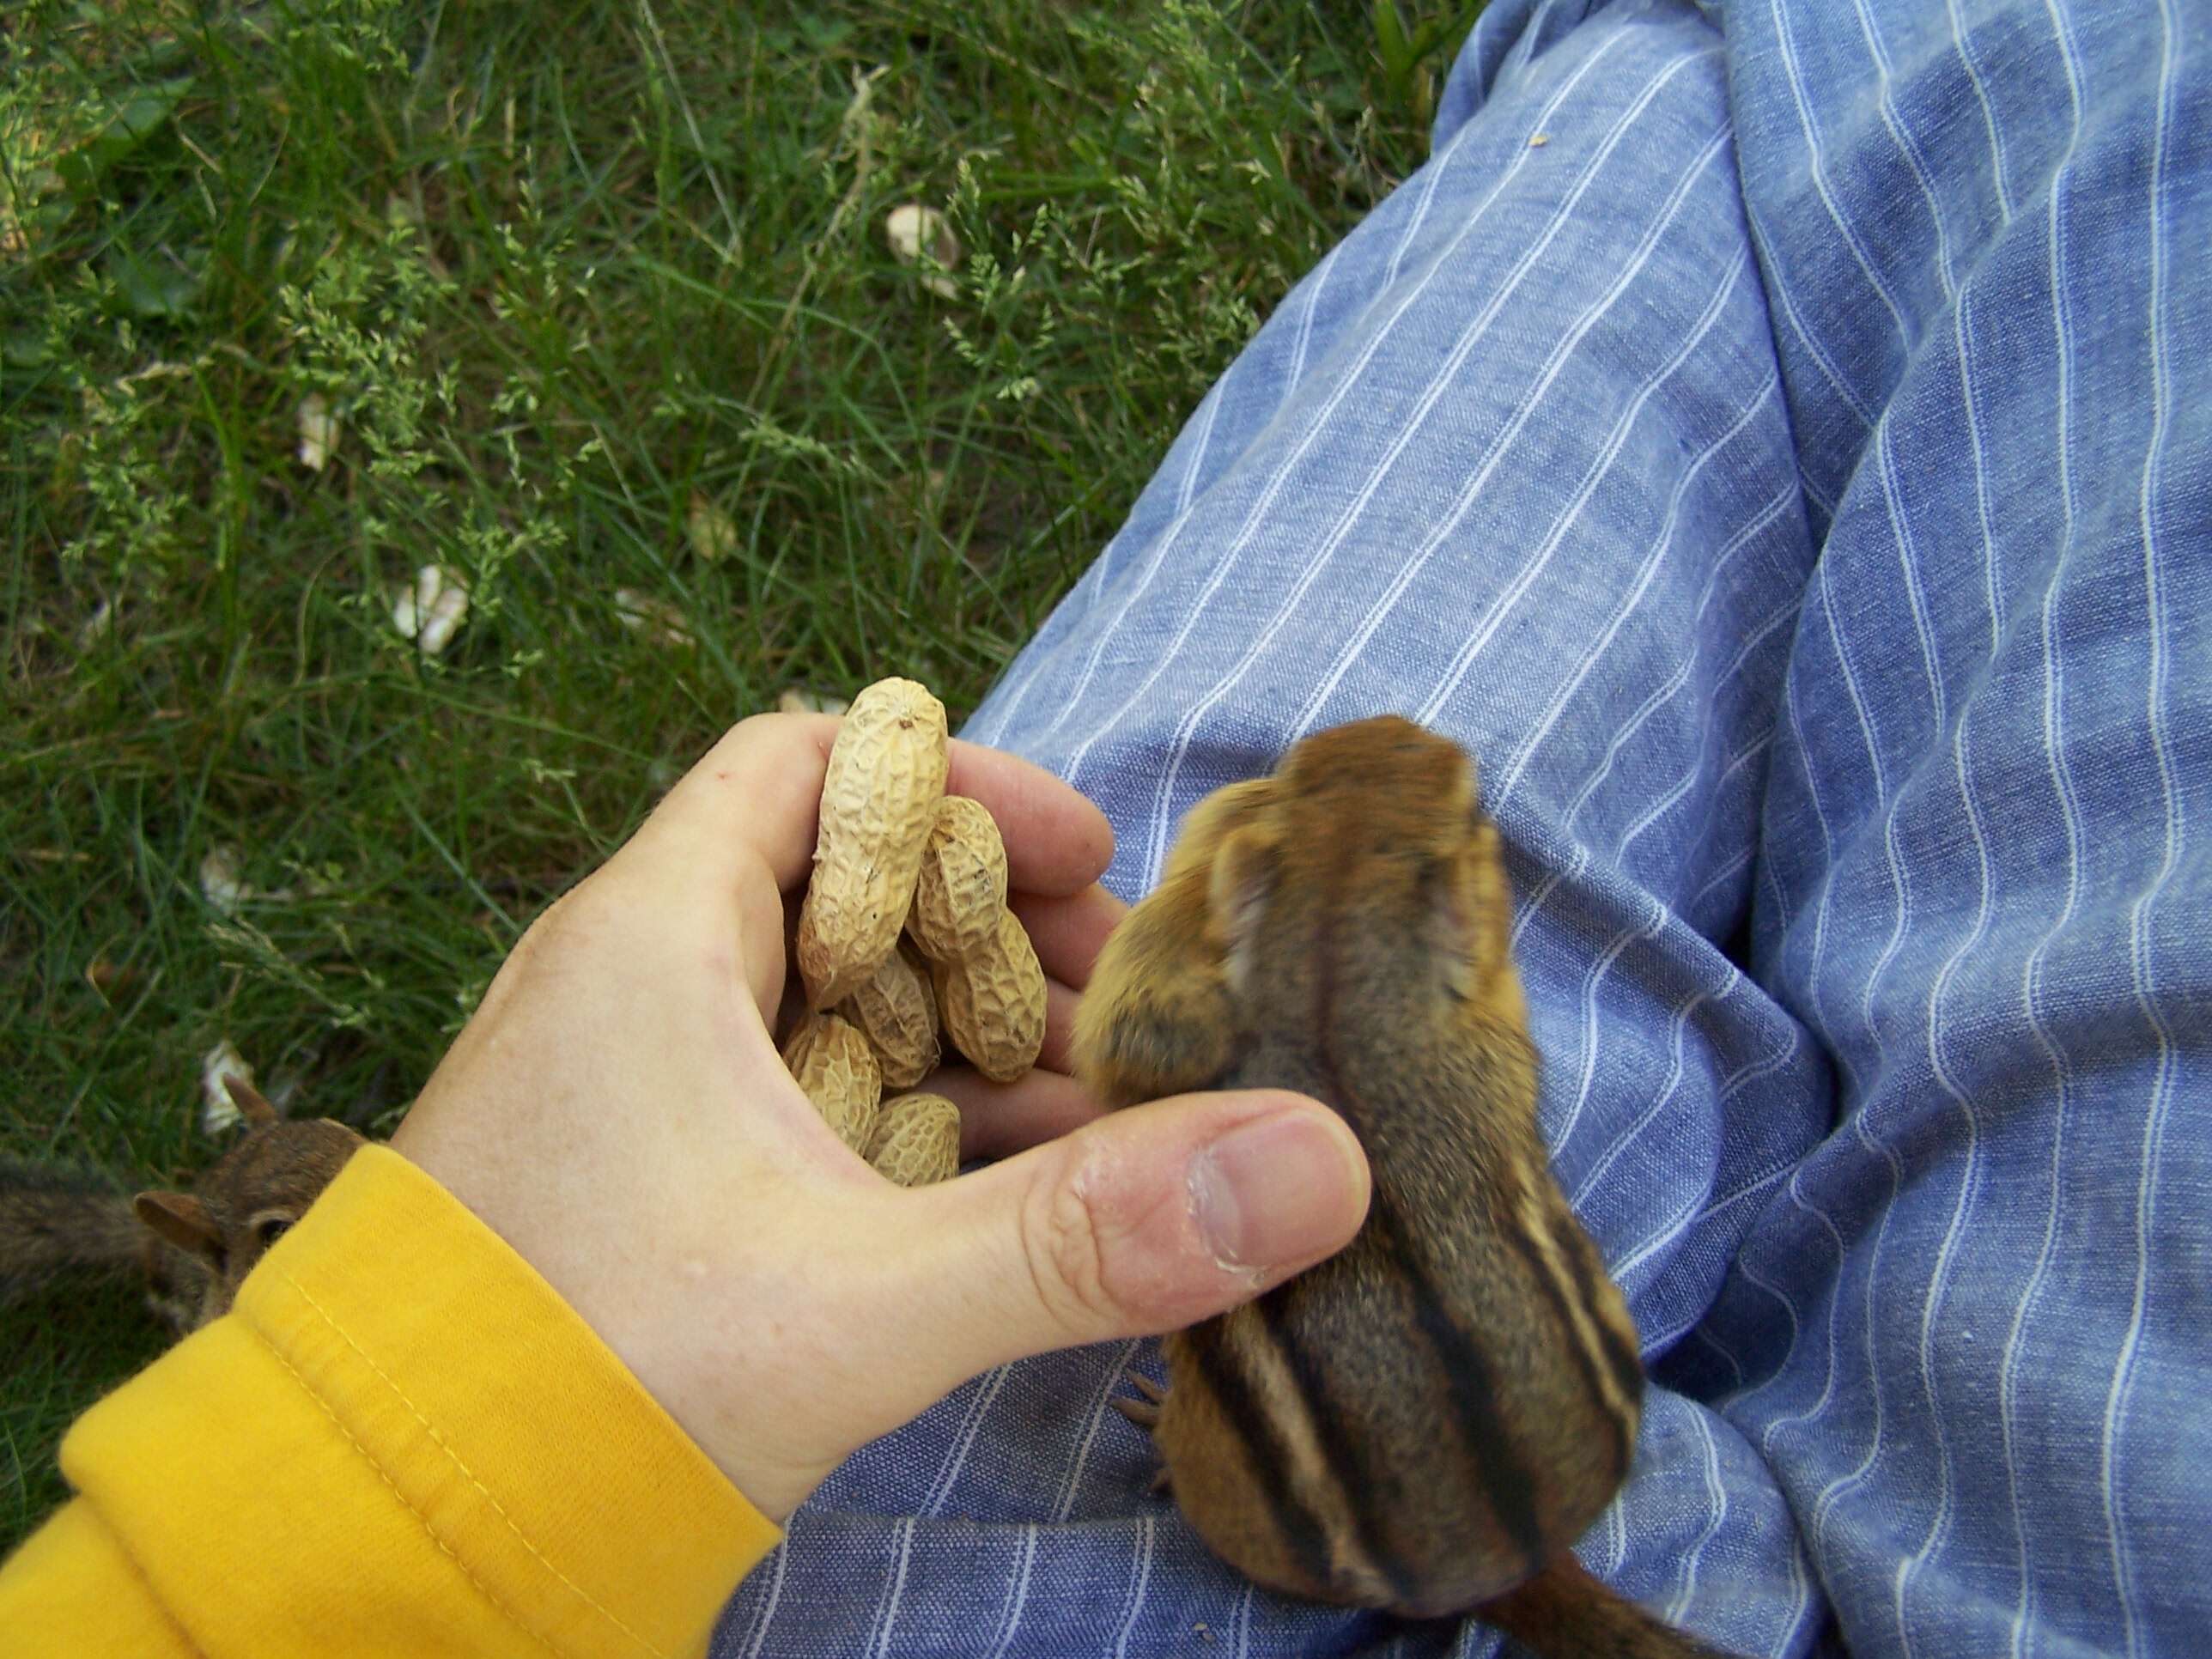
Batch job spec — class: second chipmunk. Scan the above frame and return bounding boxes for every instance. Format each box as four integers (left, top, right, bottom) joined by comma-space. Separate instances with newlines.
1, 1076, 362, 1336
1074, 714, 1732, 1658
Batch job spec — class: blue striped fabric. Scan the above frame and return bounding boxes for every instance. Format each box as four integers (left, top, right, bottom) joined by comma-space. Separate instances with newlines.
713, 1, 2209, 1653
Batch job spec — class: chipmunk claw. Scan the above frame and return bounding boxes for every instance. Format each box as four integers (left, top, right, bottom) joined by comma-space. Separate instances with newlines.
1111, 1369, 1167, 1426
1112, 1371, 1174, 1495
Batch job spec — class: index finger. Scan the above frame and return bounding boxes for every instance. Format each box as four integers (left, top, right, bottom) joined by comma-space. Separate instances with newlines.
640, 710, 1115, 897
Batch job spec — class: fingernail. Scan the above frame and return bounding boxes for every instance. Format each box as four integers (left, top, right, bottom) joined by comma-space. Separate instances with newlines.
1190, 1107, 1364, 1273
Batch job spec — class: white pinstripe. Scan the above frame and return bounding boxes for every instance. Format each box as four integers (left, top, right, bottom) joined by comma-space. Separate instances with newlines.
1570, 975, 1731, 1215
1666, 1408, 1730, 1627
2100, 9, 2184, 1649
1416, 162, 1750, 733
1109, 1515, 1158, 1659
1786, 565, 1865, 1109
1741, 191, 1878, 432
1770, 0, 1910, 347
1948, 0, 2017, 222
1758, 822, 1798, 945
1805, 1108, 1906, 1553
1732, 1176, 1844, 1430
733, 1534, 790, 1659
1553, 896, 1668, 1157
1614, 1024, 1803, 1290
1893, 697, 1999, 1644
1685, 718, 1783, 872
1777, 1539, 1819, 1658
1174, 383, 1225, 520
1501, 0, 1552, 85
1831, 422, 1941, 1577
1876, 423, 1948, 733
1816, 531, 1893, 872
1478, 246, 1762, 803
1632, 1164, 1800, 1350
1282, 240, 1345, 406
863, 1516, 917, 1659
1999, 7, 2088, 1647
1851, 0, 1960, 300
1616, 738, 1710, 869
1051, 1337, 1143, 1522
1284, 108, 1738, 757
1376, 125, 1455, 299
1509, 483, 1798, 951
1954, 285, 2007, 656
1880, 46, 2019, 1613
981, 1525, 1039, 1659
921, 1363, 1012, 1516
1692, 1324, 1748, 1395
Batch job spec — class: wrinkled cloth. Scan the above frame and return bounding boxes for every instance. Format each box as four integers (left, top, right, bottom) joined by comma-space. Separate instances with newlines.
715, 1, 2210, 1653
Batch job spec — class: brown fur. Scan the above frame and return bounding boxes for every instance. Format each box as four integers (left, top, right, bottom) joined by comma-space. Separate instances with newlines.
2, 1078, 362, 1335
1077, 716, 1729, 1656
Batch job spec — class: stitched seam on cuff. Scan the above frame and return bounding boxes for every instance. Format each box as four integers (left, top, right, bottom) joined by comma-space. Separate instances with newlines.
235, 1315, 572, 1659
272, 1265, 672, 1659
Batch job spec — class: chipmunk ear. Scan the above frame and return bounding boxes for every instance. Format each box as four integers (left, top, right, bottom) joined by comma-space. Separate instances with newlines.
1431, 817, 1512, 1002
1209, 824, 1280, 1000
222, 1073, 280, 1127
134, 1191, 224, 1265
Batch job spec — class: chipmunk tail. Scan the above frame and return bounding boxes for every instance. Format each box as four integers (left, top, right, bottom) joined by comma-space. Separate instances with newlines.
0, 1162, 148, 1302
1477, 1553, 1739, 1659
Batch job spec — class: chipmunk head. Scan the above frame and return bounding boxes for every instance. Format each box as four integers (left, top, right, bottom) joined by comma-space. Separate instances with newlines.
132, 1077, 363, 1330
1207, 716, 1516, 1016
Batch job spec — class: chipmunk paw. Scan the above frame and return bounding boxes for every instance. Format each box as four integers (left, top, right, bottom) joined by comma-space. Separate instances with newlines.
1111, 1370, 1174, 1495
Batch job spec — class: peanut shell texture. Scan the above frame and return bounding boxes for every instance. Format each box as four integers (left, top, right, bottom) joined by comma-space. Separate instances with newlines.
931, 908, 1047, 1084
908, 794, 1010, 962
796, 678, 950, 1010
841, 942, 942, 1089
781, 1012, 884, 1154
865, 1093, 963, 1187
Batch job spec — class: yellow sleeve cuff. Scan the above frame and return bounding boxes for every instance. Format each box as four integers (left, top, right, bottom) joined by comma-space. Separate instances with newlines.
45, 1144, 780, 1659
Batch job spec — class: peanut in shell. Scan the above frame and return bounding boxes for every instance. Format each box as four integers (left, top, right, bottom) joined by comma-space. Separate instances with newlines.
781, 1012, 884, 1154
865, 1092, 963, 1187
930, 908, 1047, 1084
796, 678, 949, 1011
841, 942, 941, 1089
908, 795, 1009, 962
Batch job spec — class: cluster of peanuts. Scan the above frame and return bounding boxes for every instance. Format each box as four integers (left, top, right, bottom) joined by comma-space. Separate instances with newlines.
779, 678, 1048, 1186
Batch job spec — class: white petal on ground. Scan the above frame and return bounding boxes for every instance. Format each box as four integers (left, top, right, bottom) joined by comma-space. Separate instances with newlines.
883, 204, 962, 299
296, 393, 340, 471
392, 564, 471, 656
199, 846, 247, 915
614, 588, 695, 647
76, 598, 115, 650
200, 1040, 254, 1134
198, 845, 294, 912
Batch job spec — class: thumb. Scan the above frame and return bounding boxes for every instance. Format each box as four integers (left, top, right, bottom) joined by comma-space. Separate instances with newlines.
895, 1091, 1370, 1382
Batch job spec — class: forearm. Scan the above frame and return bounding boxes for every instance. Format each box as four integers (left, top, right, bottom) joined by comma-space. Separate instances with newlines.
0, 1146, 779, 1657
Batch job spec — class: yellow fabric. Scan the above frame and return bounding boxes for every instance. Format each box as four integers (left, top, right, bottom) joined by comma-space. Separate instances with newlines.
0, 1146, 781, 1657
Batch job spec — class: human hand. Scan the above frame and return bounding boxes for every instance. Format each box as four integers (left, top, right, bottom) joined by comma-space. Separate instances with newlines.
389, 712, 1370, 1522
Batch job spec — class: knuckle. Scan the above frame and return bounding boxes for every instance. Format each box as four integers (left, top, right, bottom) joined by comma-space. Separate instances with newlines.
1018, 1152, 1126, 1338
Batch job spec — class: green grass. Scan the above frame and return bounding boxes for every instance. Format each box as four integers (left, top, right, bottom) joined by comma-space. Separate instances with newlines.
0, 0, 1478, 1547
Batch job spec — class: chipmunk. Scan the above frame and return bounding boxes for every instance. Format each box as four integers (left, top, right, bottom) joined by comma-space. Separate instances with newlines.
1074, 715, 1730, 1658
0, 1076, 362, 1335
